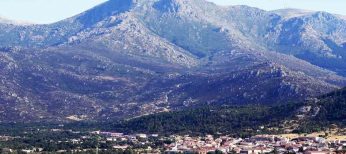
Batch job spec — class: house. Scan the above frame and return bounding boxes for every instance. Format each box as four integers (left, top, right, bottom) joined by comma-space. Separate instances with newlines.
106, 137, 117, 142
90, 131, 100, 135
253, 147, 273, 154
304, 151, 331, 154
21, 149, 34, 153
340, 140, 346, 146
113, 145, 129, 150
240, 149, 252, 154
57, 150, 67, 153
251, 135, 275, 142
110, 133, 124, 137
71, 139, 80, 144
136, 134, 147, 139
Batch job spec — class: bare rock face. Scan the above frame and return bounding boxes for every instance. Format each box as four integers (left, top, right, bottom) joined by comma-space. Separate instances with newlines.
0, 0, 345, 122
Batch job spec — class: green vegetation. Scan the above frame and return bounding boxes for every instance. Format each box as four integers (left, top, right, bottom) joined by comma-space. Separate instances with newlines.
108, 103, 300, 136
294, 87, 346, 133
104, 87, 346, 136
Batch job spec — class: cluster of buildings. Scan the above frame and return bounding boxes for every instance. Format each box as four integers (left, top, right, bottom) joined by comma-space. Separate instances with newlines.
164, 135, 346, 154
93, 130, 159, 142
92, 131, 161, 153
2, 129, 346, 154
91, 131, 346, 154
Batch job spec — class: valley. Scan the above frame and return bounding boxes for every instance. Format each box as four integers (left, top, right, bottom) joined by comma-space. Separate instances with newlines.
1, 0, 346, 153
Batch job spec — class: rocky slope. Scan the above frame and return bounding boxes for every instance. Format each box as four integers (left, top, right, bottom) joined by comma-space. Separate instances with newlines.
0, 0, 345, 122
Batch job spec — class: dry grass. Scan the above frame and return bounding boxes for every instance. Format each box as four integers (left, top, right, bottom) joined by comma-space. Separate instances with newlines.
277, 130, 346, 141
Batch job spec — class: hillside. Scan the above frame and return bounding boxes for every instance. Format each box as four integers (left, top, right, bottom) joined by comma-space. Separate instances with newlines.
97, 87, 346, 135
0, 0, 345, 122
1, 87, 345, 137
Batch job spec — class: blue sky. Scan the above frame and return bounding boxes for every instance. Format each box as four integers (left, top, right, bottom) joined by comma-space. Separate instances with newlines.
0, 0, 345, 24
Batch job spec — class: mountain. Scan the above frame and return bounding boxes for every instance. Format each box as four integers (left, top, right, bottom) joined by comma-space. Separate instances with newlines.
0, 0, 345, 122
267, 12, 346, 76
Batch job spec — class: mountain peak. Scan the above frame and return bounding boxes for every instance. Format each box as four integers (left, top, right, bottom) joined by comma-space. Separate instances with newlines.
76, 0, 134, 27
152, 0, 209, 13
153, 0, 181, 13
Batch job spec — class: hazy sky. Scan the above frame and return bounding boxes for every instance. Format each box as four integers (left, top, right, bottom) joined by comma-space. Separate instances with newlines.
0, 0, 345, 24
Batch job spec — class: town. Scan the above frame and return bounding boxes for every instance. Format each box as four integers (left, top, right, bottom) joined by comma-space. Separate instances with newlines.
1, 128, 346, 154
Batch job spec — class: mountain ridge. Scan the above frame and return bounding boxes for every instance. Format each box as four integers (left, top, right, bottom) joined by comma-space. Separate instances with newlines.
0, 0, 345, 122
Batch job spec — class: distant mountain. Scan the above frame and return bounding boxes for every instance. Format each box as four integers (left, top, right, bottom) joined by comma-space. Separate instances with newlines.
0, 16, 33, 25
271, 9, 314, 19
0, 0, 345, 122
267, 11, 346, 76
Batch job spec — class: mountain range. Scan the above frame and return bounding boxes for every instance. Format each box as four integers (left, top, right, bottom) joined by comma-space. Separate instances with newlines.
0, 0, 345, 122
